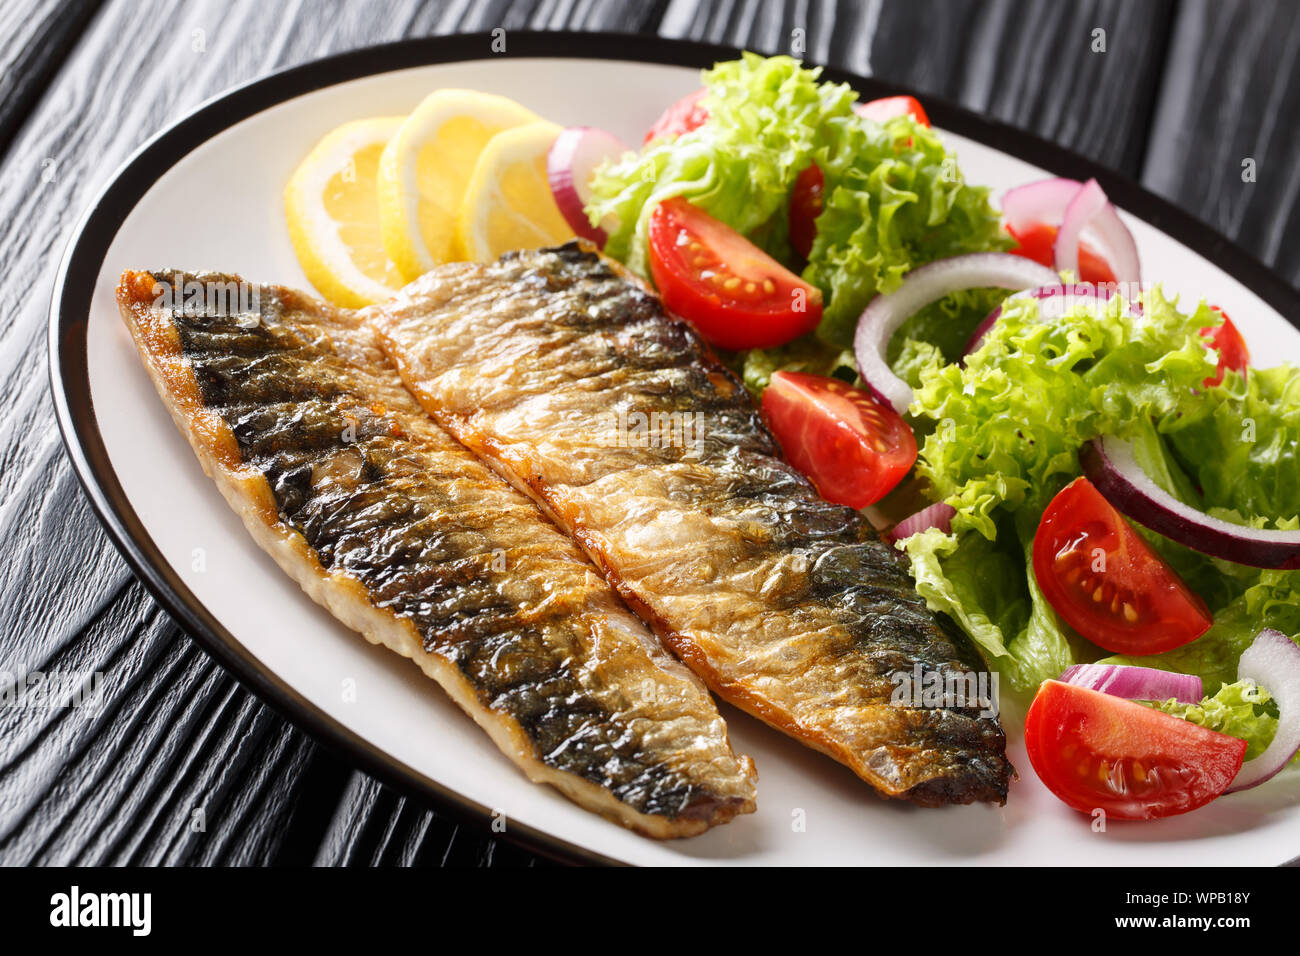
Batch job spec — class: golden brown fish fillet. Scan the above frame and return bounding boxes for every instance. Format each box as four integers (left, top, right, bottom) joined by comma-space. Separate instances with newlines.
369, 242, 1012, 806
117, 269, 756, 838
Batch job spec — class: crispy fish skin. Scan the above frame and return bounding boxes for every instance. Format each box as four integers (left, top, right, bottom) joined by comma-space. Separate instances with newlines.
116, 269, 756, 838
369, 242, 1012, 806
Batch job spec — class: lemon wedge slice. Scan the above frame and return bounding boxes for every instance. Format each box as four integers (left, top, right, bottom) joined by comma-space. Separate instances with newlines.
456, 121, 576, 262
284, 117, 407, 308
377, 90, 540, 279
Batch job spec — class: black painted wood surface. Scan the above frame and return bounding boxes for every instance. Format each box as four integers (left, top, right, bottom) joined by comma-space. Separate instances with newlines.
3, 0, 1297, 866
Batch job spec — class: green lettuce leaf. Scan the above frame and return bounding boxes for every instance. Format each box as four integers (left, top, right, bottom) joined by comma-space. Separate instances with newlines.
586, 52, 1007, 360
904, 284, 1300, 697
1101, 596, 1267, 694
738, 337, 856, 395
911, 288, 1217, 539
1152, 679, 1280, 761
806, 135, 1009, 348
887, 287, 1011, 368
901, 512, 1074, 693
587, 53, 853, 277
1165, 363, 1300, 523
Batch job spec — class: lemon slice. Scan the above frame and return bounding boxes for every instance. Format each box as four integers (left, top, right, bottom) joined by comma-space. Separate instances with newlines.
378, 90, 540, 278
457, 121, 577, 262
284, 117, 407, 308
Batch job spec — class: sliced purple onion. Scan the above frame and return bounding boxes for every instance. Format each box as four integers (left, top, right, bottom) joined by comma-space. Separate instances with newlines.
964, 305, 1005, 358
853, 254, 1059, 413
1059, 663, 1202, 704
547, 126, 627, 247
1001, 176, 1141, 286
1001, 178, 1083, 233
1227, 629, 1300, 793
1080, 436, 1300, 569
885, 502, 956, 544
1053, 179, 1107, 278
1053, 178, 1141, 286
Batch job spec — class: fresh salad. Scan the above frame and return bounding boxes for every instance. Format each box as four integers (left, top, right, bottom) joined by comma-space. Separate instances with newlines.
281, 51, 1300, 825
556, 53, 1300, 822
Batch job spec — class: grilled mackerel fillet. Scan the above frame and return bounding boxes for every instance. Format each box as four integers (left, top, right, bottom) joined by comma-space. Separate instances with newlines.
116, 269, 756, 838
369, 242, 1012, 806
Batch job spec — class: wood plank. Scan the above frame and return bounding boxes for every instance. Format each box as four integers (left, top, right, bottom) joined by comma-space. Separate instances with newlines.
659, 0, 1175, 177
311, 773, 546, 866
1142, 0, 1300, 284
16, 0, 1268, 869
0, 0, 380, 867
0, 0, 101, 164
1, 0, 671, 868
0, 581, 315, 865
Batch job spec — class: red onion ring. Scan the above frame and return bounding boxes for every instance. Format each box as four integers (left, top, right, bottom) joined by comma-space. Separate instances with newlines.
1001, 178, 1082, 233
1059, 663, 1202, 704
1053, 178, 1141, 285
853, 254, 1060, 413
885, 502, 956, 544
1001, 177, 1141, 286
547, 126, 626, 247
1080, 436, 1300, 569
1228, 629, 1300, 793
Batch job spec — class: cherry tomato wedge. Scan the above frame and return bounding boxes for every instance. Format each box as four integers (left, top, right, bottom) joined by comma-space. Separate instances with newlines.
855, 95, 930, 127
1033, 477, 1212, 655
1025, 680, 1246, 820
762, 371, 917, 508
1007, 221, 1117, 286
1200, 306, 1250, 387
648, 197, 823, 350
644, 88, 709, 144
789, 164, 824, 261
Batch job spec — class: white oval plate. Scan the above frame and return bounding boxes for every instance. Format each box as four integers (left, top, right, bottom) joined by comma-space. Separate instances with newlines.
51, 33, 1300, 866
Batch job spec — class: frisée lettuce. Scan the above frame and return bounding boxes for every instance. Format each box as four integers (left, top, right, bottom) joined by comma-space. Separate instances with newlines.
1153, 678, 1281, 762
586, 53, 1007, 365
901, 286, 1300, 705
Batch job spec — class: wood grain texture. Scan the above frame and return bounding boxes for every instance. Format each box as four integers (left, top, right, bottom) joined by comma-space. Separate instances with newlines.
0, 0, 101, 165
660, 0, 1175, 177
1142, 0, 1300, 284
6, 0, 1298, 868
312, 774, 547, 866
0, 0, 670, 869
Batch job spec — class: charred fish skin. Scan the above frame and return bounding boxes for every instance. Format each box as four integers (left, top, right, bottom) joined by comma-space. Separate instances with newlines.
116, 269, 757, 838
370, 242, 1011, 807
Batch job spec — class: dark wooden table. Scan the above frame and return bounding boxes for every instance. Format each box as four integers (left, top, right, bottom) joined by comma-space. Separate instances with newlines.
4, 0, 1298, 866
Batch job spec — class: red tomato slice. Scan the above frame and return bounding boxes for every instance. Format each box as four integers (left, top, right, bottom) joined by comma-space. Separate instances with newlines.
648, 197, 823, 350
789, 164, 824, 260
855, 95, 930, 127
762, 371, 917, 508
1007, 221, 1117, 286
1026, 680, 1246, 820
1200, 306, 1250, 387
644, 88, 709, 144
1033, 478, 1212, 655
